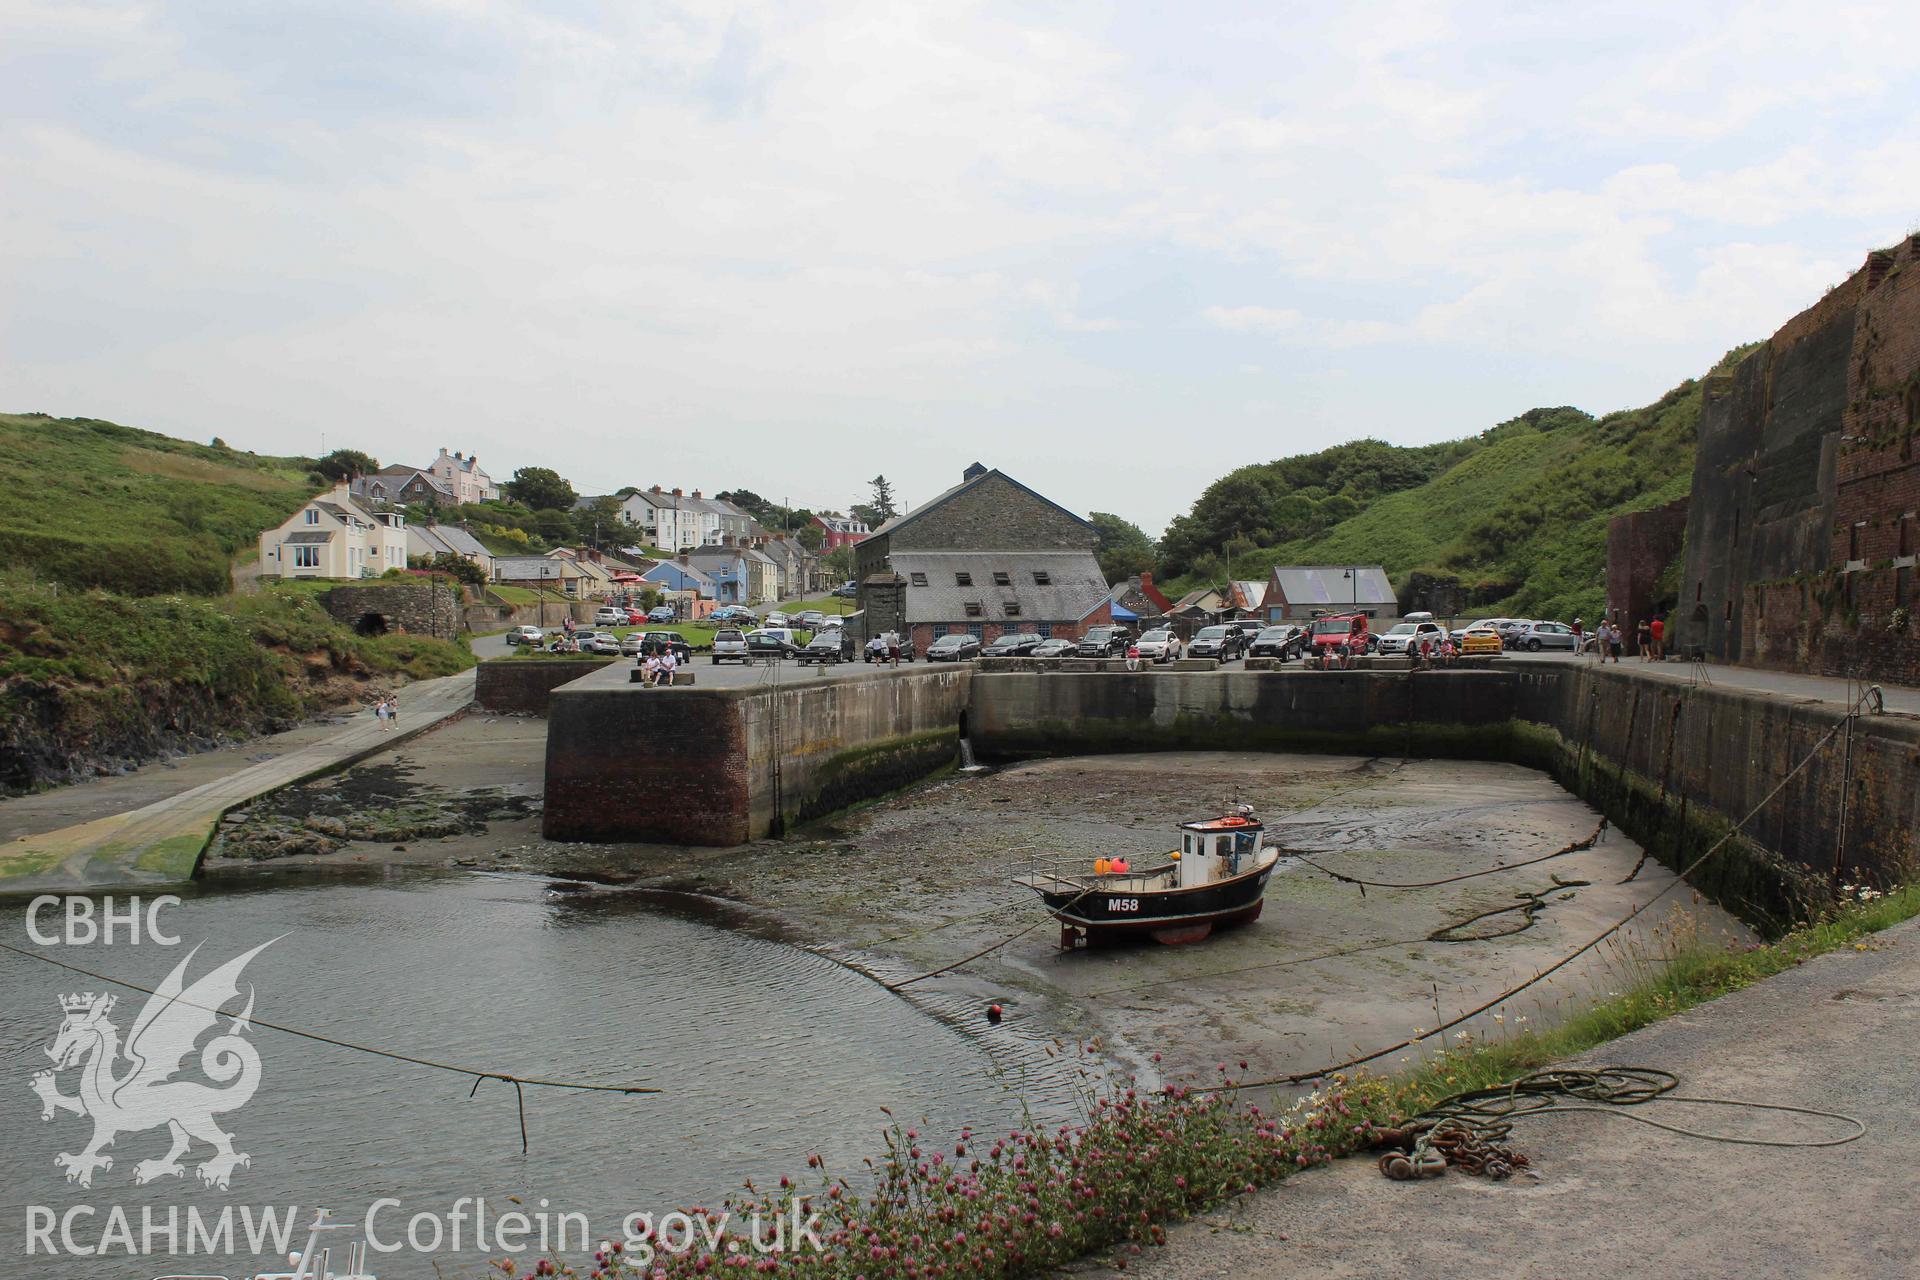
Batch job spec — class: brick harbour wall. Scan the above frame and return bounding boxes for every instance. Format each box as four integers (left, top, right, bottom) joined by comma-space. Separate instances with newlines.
474, 659, 615, 713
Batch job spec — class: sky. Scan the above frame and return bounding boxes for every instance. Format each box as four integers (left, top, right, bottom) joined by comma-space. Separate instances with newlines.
3, 2, 1917, 534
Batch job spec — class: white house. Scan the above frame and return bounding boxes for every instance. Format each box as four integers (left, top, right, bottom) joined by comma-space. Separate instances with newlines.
260, 486, 409, 580
428, 448, 499, 504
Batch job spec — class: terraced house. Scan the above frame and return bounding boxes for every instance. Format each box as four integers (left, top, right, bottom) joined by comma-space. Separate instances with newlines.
855, 463, 1113, 651
259, 485, 409, 580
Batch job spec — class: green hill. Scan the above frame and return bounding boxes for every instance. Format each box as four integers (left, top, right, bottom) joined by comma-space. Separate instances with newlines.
0, 412, 317, 594
1161, 349, 1756, 620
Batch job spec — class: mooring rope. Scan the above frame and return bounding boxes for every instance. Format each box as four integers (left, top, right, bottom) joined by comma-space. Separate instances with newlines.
1194, 687, 1876, 1095
0, 937, 660, 1152
1286, 820, 1607, 892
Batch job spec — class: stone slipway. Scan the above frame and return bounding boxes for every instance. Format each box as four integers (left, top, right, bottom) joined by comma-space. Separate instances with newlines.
0, 669, 476, 894
1081, 916, 1920, 1280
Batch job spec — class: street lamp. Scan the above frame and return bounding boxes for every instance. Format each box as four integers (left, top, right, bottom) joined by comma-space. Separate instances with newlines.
1343, 567, 1356, 610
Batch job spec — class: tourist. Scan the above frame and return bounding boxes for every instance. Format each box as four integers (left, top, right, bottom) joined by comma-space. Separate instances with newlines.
1572, 616, 1584, 652
372, 698, 389, 731
1440, 636, 1457, 665
1608, 621, 1624, 663
887, 632, 901, 666
659, 647, 678, 686
1649, 613, 1665, 661
1125, 642, 1142, 672
387, 694, 398, 729
641, 654, 660, 687
1636, 617, 1652, 660
1417, 636, 1433, 667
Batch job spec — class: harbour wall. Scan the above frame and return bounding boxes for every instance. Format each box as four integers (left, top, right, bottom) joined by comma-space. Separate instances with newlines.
474, 658, 616, 714
544, 666, 970, 846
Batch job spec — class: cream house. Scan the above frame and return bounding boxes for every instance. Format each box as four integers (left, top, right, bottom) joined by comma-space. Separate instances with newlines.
260, 486, 409, 580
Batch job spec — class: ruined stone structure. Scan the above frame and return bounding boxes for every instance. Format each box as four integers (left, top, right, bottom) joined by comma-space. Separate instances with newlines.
1678, 237, 1920, 682
1605, 498, 1689, 653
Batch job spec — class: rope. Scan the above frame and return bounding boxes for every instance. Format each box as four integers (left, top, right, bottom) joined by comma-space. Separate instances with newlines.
1195, 687, 1876, 1095
0, 937, 660, 1153
1287, 820, 1606, 892
1374, 1067, 1865, 1181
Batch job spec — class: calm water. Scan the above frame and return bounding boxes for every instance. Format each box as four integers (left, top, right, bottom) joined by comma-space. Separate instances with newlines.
0, 871, 1083, 1279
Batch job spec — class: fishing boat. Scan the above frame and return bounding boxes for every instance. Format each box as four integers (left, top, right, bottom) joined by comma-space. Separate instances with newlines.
152, 1208, 375, 1280
1014, 805, 1282, 946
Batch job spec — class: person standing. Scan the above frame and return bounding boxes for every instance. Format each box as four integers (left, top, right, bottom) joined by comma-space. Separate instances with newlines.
373, 697, 389, 731
1609, 621, 1624, 663
887, 632, 901, 666
1649, 614, 1665, 661
1636, 617, 1652, 661
1571, 617, 1584, 652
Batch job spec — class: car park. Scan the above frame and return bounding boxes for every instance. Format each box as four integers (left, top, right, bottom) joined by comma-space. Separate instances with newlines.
1448, 617, 1504, 642
981, 632, 1044, 657
1074, 624, 1131, 658
1247, 624, 1307, 660
1133, 628, 1178, 662
1515, 620, 1579, 651
1031, 638, 1076, 658
1187, 625, 1246, 660
794, 631, 855, 665
710, 628, 749, 663
1461, 626, 1503, 656
927, 633, 983, 662
505, 625, 543, 646
1376, 620, 1448, 655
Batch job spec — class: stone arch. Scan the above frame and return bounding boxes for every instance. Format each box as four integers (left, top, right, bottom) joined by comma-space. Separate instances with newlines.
355, 612, 391, 637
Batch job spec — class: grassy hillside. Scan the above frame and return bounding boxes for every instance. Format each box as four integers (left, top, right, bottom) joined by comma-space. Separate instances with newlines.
1164, 349, 1756, 620
0, 412, 317, 594
0, 584, 473, 790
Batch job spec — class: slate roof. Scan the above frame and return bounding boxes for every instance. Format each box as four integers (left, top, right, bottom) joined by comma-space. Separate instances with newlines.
890, 551, 1109, 624
494, 556, 579, 579
434, 526, 488, 558
869, 467, 1093, 541
1269, 565, 1396, 609
283, 530, 333, 544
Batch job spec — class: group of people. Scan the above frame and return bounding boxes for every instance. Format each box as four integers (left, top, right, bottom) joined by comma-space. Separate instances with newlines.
370, 694, 400, 731
639, 648, 680, 687
1572, 615, 1664, 663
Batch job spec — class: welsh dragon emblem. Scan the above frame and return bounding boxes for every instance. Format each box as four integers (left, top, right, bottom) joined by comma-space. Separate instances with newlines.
31, 941, 274, 1190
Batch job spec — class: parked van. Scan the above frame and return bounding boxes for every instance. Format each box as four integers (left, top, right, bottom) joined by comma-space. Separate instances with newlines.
1309, 612, 1372, 654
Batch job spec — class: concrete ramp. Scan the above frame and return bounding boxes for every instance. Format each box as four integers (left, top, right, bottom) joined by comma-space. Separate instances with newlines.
0, 669, 476, 893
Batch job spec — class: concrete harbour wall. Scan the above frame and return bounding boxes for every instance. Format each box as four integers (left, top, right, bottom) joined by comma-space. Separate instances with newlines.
475, 658, 615, 714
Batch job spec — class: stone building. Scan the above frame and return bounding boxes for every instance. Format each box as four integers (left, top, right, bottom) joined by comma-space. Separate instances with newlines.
1676, 236, 1920, 682
428, 448, 498, 504
854, 463, 1112, 651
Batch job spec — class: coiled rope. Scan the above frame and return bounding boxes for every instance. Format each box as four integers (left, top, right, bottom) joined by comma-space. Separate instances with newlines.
1374, 1066, 1865, 1181
0, 937, 659, 1153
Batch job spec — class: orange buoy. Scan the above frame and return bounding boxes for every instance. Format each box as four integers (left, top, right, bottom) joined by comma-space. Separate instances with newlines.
1110, 857, 1130, 874
1094, 857, 1112, 875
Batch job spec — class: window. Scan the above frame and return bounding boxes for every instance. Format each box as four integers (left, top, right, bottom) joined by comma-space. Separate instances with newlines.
955, 572, 973, 586
992, 571, 1011, 586
304, 509, 319, 525
1004, 601, 1022, 616
909, 572, 928, 586
293, 545, 320, 568
1032, 570, 1051, 585
967, 623, 984, 639
963, 601, 983, 617
1034, 623, 1053, 638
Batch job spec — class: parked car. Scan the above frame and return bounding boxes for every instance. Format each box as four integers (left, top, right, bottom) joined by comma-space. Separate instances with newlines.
831, 581, 859, 598
711, 605, 755, 623
1514, 620, 1580, 651
927, 633, 983, 662
1074, 624, 1132, 658
764, 611, 791, 629
625, 631, 691, 661
1376, 621, 1449, 655
711, 628, 749, 663
1187, 625, 1246, 660
647, 605, 676, 623
794, 631, 855, 665
1133, 628, 1178, 663
1461, 626, 1503, 656
1495, 619, 1532, 648
1449, 618, 1506, 642
586, 633, 622, 655
1308, 612, 1372, 656
795, 610, 826, 631
593, 607, 628, 626
1247, 625, 1307, 660
1031, 638, 1077, 658
981, 632, 1044, 657
505, 625, 543, 646
745, 629, 802, 659
864, 632, 916, 662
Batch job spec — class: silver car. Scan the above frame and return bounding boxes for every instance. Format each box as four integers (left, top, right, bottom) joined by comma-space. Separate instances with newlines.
1514, 620, 1579, 651
710, 628, 749, 663
1134, 628, 1177, 662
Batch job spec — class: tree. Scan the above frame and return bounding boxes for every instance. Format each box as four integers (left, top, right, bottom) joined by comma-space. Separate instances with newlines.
823, 544, 856, 582
533, 508, 576, 543
1088, 511, 1156, 584
866, 475, 899, 523
504, 467, 576, 512
314, 449, 378, 482
796, 523, 825, 551
716, 489, 773, 522
573, 495, 623, 546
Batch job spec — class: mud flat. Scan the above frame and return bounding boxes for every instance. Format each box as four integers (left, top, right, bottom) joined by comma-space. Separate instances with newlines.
200, 723, 1749, 1090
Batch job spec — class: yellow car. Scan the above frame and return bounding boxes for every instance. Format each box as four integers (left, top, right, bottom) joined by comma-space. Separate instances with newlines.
1461, 626, 1503, 656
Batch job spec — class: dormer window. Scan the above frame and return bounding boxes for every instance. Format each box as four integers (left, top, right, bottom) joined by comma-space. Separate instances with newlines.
305, 509, 320, 525
1032, 570, 1050, 585
963, 601, 983, 617
955, 572, 973, 586
910, 572, 928, 586
992, 571, 1011, 586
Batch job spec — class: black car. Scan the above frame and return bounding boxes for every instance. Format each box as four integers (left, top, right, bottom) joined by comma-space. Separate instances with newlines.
794, 631, 855, 665
1247, 625, 1306, 660
630, 631, 692, 662
927, 633, 983, 662
1187, 625, 1247, 660
981, 632, 1043, 657
745, 629, 803, 659
1074, 624, 1132, 657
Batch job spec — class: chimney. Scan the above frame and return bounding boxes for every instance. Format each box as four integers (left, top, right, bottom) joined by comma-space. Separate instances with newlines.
692, 489, 702, 499
672, 488, 683, 497
651, 485, 663, 494
678, 553, 689, 566
963, 462, 987, 482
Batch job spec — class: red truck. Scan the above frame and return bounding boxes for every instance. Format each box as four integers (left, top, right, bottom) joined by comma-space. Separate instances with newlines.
1309, 612, 1372, 655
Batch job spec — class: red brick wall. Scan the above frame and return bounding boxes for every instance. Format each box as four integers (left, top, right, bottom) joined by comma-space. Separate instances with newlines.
1605, 498, 1689, 652
474, 659, 615, 713
909, 602, 1114, 654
